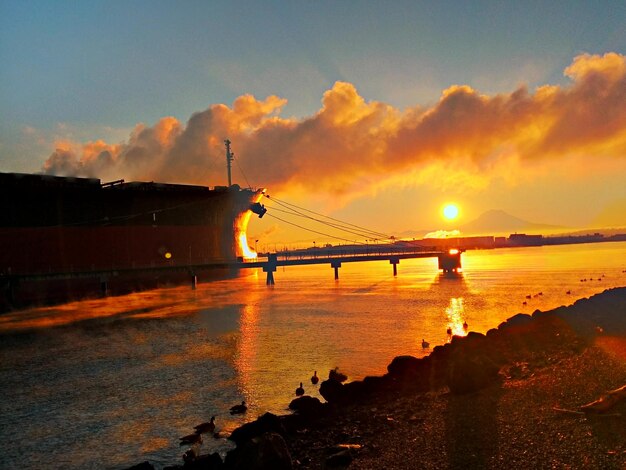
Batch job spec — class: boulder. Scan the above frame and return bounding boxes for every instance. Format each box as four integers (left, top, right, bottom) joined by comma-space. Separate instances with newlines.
125, 462, 155, 470
446, 349, 501, 394
288, 395, 324, 415
229, 412, 286, 446
319, 378, 344, 403
183, 452, 223, 469
225, 432, 292, 470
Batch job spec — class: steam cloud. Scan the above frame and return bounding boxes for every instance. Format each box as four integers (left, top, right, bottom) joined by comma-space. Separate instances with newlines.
43, 53, 626, 195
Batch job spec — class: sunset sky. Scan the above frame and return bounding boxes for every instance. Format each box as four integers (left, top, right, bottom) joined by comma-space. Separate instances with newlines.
1, 1, 625, 246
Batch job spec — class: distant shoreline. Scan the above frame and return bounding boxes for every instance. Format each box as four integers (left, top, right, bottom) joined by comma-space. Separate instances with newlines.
277, 232, 626, 257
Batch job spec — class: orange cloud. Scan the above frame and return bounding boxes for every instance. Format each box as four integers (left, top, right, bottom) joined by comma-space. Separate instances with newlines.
43, 52, 626, 197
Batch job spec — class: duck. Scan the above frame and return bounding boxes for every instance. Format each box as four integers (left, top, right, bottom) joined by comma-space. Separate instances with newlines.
295, 382, 305, 396
329, 367, 348, 383
311, 371, 319, 385
462, 321, 468, 331
421, 339, 430, 348
230, 401, 247, 415
446, 327, 452, 336
194, 416, 215, 434
179, 432, 202, 446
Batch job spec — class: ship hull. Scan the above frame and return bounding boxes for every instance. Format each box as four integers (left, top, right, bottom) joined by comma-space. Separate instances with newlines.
0, 173, 263, 310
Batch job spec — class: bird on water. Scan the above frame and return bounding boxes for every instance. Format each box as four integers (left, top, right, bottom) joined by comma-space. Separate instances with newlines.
179, 432, 202, 446
295, 382, 305, 396
421, 339, 430, 348
230, 401, 247, 415
194, 416, 215, 434
311, 371, 319, 385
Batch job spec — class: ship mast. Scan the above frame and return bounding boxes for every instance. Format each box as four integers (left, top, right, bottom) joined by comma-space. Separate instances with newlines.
224, 139, 234, 186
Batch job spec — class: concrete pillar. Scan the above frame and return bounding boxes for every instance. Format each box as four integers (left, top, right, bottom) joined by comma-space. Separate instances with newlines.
331, 260, 342, 280
263, 254, 277, 286
390, 257, 399, 276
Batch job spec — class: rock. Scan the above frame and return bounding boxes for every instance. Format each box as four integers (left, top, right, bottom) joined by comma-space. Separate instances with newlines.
387, 355, 420, 376
325, 449, 353, 468
498, 313, 532, 330
319, 378, 344, 403
225, 432, 292, 470
229, 412, 286, 446
289, 395, 324, 415
183, 452, 223, 469
125, 462, 155, 470
446, 349, 501, 394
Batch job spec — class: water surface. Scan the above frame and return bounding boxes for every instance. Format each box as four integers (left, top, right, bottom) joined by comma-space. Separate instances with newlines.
0, 242, 624, 469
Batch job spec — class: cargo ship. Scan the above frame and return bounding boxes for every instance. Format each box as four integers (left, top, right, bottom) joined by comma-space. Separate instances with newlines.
0, 142, 267, 310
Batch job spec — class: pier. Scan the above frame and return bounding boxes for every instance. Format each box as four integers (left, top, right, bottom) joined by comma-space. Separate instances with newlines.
244, 247, 463, 285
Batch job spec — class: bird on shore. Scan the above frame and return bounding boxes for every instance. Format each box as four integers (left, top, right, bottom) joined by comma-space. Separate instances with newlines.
311, 371, 319, 385
194, 416, 215, 434
329, 367, 348, 383
295, 382, 305, 396
421, 339, 430, 348
179, 432, 202, 446
230, 401, 247, 415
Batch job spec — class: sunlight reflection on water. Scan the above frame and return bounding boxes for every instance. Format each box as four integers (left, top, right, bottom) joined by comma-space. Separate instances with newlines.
0, 242, 624, 468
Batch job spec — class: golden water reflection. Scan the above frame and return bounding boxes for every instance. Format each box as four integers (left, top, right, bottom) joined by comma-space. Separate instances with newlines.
445, 297, 468, 338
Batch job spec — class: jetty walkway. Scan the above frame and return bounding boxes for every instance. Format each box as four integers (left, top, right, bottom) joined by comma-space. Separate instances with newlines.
242, 246, 463, 284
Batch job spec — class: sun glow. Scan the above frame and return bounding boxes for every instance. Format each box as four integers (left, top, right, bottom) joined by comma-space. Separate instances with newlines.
442, 203, 459, 220
239, 233, 258, 259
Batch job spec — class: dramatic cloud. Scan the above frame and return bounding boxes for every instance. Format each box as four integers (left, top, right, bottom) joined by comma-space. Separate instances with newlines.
43, 52, 626, 196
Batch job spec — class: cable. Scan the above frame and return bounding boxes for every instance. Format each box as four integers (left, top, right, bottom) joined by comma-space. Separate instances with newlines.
265, 204, 390, 241
233, 153, 253, 189
264, 213, 371, 245
265, 194, 392, 241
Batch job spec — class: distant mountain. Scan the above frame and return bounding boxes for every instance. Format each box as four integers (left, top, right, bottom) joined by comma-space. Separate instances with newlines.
460, 209, 564, 236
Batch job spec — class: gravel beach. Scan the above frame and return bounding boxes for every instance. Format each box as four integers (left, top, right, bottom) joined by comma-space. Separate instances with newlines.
282, 288, 626, 469
150, 287, 626, 470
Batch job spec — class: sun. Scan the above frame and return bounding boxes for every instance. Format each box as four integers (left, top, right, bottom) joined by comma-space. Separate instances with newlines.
442, 203, 459, 220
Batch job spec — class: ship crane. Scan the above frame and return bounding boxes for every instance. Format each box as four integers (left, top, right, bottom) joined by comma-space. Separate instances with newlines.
224, 139, 234, 187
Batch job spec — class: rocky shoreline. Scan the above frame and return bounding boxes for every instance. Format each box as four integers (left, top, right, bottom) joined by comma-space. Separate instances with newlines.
129, 287, 626, 470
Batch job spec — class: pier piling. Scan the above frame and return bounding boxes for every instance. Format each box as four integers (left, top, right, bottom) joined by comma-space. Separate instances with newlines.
331, 260, 342, 280
263, 254, 278, 286
390, 257, 399, 276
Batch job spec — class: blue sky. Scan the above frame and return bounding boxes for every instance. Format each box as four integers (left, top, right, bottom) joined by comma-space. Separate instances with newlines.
1, 1, 625, 241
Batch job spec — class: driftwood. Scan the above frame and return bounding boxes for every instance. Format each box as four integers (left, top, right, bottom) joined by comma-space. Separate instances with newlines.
553, 384, 626, 416
578, 384, 626, 413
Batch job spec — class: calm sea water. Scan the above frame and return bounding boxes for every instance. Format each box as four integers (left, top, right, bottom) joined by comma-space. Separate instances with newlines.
1, 242, 625, 469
